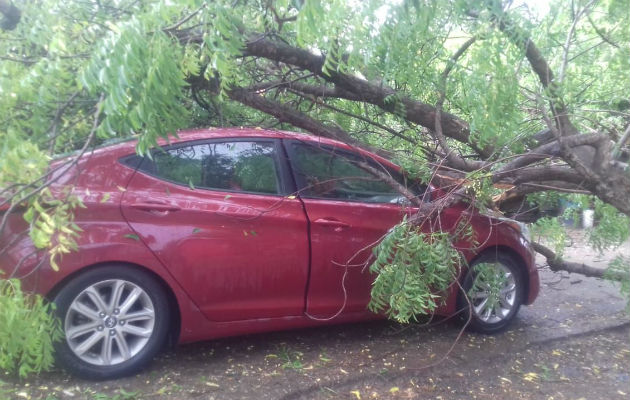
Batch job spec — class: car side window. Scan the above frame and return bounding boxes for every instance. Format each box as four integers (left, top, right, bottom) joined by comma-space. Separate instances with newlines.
141, 141, 280, 194
290, 143, 421, 203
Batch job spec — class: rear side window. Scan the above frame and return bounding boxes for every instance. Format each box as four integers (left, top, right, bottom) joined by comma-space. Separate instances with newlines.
153, 144, 210, 189
134, 141, 280, 194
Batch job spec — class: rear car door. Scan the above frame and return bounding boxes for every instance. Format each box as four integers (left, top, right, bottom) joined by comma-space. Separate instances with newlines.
286, 141, 424, 317
120, 139, 309, 322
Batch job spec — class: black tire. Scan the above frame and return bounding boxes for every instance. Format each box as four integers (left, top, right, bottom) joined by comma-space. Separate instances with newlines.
458, 251, 525, 334
53, 265, 170, 380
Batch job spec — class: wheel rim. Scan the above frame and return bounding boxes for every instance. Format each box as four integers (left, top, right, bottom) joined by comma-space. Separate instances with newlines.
64, 279, 156, 366
468, 262, 517, 324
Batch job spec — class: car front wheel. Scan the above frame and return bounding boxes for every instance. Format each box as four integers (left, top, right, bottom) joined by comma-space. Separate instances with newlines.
459, 252, 525, 334
53, 266, 170, 379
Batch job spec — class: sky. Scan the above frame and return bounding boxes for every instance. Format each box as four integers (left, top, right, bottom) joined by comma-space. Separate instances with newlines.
372, 0, 552, 27
510, 0, 551, 18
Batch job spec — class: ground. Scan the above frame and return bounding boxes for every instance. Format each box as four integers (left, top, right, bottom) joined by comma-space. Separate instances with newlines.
1, 229, 629, 400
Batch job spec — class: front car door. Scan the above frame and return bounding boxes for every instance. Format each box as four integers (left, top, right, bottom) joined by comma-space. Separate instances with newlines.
121, 138, 309, 322
285, 140, 425, 317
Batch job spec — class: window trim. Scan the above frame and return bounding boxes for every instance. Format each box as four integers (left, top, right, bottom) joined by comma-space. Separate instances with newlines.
119, 138, 293, 196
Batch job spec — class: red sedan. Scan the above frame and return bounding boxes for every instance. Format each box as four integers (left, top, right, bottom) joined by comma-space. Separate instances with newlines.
0, 128, 539, 379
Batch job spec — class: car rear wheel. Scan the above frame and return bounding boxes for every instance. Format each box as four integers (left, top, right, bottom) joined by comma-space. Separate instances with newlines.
53, 266, 170, 380
459, 252, 524, 334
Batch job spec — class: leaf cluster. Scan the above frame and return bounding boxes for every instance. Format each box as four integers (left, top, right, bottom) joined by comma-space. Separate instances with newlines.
23, 187, 84, 272
588, 200, 630, 253
369, 217, 461, 323
531, 216, 567, 259
0, 279, 62, 378
605, 256, 630, 311
80, 18, 189, 154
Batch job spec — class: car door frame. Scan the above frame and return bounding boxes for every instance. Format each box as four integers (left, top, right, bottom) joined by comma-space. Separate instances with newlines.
282, 138, 423, 317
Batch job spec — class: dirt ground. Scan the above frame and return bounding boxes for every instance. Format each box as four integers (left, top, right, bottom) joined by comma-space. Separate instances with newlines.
1, 229, 629, 400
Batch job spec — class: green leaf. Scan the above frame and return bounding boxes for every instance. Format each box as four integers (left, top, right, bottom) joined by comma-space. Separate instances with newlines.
23, 206, 34, 223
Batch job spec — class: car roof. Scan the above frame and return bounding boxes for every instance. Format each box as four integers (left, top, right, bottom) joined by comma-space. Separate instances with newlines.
89, 127, 352, 156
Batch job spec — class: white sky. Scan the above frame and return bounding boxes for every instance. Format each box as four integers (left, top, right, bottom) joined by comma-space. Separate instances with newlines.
510, 0, 551, 18
372, 0, 551, 22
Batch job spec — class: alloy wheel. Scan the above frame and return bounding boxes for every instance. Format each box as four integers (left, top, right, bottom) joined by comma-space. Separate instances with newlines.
467, 262, 517, 324
64, 279, 156, 366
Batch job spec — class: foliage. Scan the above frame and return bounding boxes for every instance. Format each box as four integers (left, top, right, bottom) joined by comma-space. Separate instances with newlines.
531, 217, 567, 259
0, 279, 62, 377
604, 256, 630, 311
1, 0, 628, 226
369, 217, 461, 323
23, 187, 84, 272
80, 18, 190, 155
467, 262, 510, 307
464, 170, 498, 212
588, 200, 630, 253
396, 155, 434, 185
526, 192, 562, 214
0, 0, 629, 336
277, 345, 304, 370
529, 194, 630, 258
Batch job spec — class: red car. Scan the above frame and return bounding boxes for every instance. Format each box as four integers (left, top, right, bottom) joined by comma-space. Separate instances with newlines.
0, 128, 539, 379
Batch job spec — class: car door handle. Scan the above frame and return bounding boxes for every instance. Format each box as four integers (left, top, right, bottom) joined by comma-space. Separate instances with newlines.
130, 202, 181, 212
313, 218, 350, 228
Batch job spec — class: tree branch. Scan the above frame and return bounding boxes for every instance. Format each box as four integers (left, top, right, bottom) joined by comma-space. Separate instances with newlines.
236, 34, 494, 158
495, 132, 607, 177
509, 165, 586, 186
612, 124, 630, 159
475, 7, 580, 137
586, 12, 619, 48
532, 241, 629, 282
558, 1, 595, 84
253, 80, 363, 101
284, 87, 418, 145
47, 91, 81, 154
225, 86, 394, 157
434, 36, 487, 172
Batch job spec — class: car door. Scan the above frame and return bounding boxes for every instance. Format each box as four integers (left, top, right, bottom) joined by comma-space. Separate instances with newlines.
286, 141, 424, 317
120, 139, 309, 322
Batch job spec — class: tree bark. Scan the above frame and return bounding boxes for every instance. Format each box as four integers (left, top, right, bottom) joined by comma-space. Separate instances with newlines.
239, 35, 494, 159
532, 242, 629, 282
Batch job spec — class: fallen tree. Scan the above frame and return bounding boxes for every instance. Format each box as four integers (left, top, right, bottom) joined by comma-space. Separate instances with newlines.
1, 0, 628, 282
